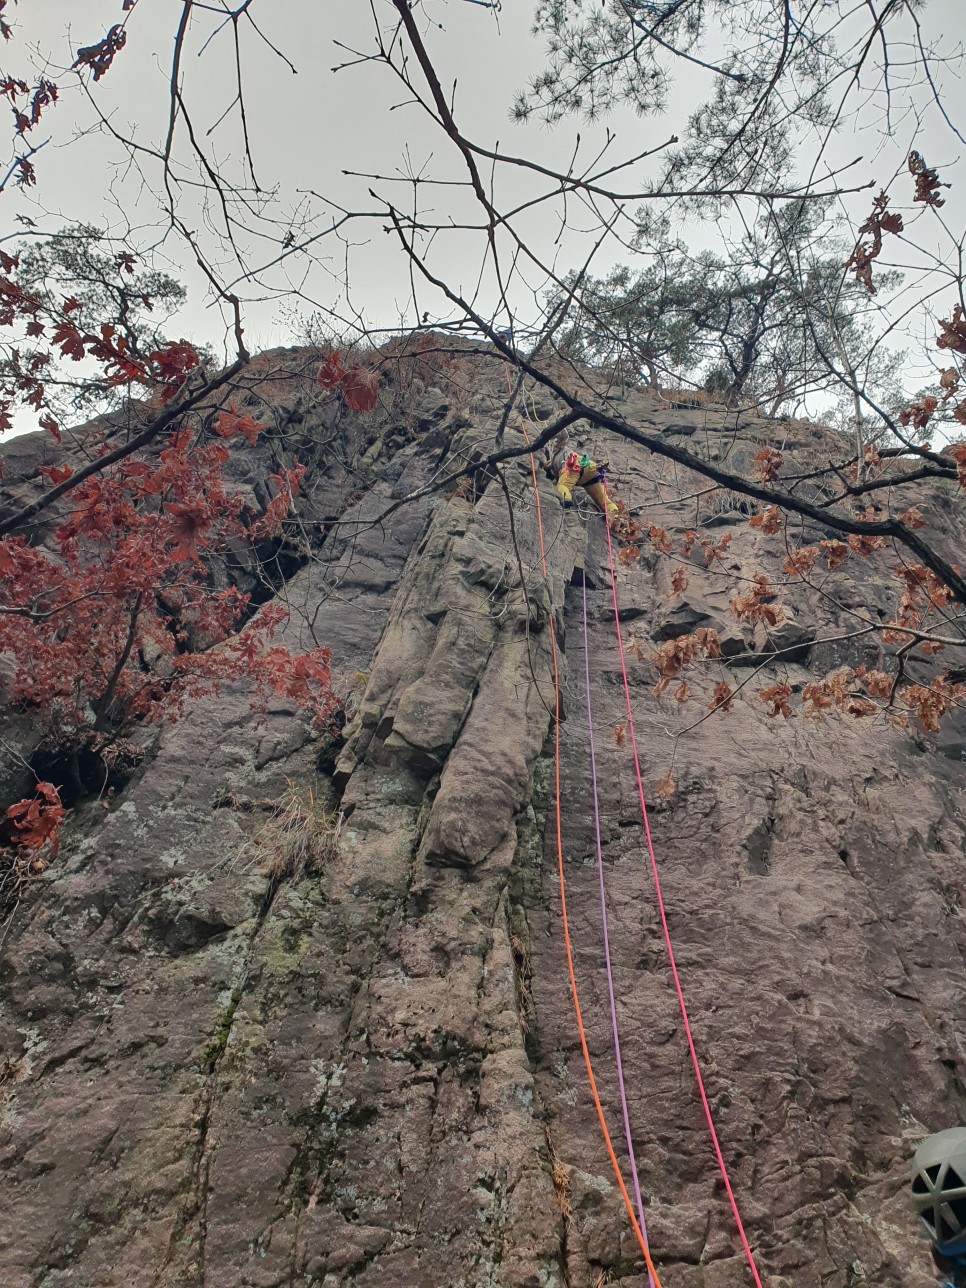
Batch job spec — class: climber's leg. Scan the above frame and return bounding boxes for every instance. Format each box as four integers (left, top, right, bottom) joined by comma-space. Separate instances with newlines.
555, 465, 581, 508
583, 479, 620, 527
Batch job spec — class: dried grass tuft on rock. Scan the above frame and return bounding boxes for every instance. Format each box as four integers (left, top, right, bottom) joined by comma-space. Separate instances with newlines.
245, 780, 342, 882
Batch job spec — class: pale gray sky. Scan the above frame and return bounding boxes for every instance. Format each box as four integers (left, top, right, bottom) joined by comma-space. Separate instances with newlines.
5, 1, 966, 386
12, 1, 599, 352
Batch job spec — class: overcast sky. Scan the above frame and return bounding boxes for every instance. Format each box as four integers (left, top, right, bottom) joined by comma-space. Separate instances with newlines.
11, 1, 599, 352
5, 1, 966, 375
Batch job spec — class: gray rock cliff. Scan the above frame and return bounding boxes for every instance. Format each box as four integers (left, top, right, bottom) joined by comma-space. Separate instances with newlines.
0, 341, 963, 1287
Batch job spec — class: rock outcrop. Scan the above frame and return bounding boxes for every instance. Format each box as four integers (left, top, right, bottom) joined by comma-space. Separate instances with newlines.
0, 342, 964, 1287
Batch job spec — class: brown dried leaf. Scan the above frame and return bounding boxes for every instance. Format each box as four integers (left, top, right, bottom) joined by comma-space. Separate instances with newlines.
708, 681, 733, 713
749, 504, 782, 535
937, 306, 966, 356
755, 448, 783, 482
819, 539, 850, 570
909, 149, 947, 207
759, 682, 792, 718
783, 546, 819, 577
897, 507, 926, 529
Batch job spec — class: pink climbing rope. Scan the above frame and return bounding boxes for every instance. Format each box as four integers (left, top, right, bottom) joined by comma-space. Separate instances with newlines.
580, 567, 656, 1288
603, 519, 764, 1288
513, 383, 666, 1287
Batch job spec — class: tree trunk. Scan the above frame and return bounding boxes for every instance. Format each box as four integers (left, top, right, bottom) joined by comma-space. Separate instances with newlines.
641, 353, 660, 393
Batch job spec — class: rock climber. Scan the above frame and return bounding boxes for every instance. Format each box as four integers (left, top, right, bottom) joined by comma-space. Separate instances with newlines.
912, 1128, 966, 1286
543, 443, 619, 527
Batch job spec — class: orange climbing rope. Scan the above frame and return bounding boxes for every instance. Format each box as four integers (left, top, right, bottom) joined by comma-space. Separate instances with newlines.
602, 520, 764, 1288
516, 406, 665, 1288
506, 365, 761, 1283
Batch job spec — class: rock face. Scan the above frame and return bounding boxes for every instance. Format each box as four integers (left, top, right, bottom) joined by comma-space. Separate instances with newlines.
0, 343, 964, 1288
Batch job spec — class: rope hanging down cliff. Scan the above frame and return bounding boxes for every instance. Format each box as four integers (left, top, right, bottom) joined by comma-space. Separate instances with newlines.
580, 564, 656, 1286
602, 517, 764, 1288
511, 362, 763, 1284
519, 409, 665, 1288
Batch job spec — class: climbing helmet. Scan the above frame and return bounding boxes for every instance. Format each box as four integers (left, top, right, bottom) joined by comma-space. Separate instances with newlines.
913, 1128, 966, 1254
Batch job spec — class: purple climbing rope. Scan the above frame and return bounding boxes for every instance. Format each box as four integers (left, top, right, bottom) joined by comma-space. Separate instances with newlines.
580, 568, 654, 1286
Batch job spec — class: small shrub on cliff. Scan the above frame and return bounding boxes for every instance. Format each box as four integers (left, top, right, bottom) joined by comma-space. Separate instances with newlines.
0, 421, 336, 756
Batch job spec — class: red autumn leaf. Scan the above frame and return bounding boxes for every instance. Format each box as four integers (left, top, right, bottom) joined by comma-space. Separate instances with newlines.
844, 190, 904, 293
39, 413, 61, 442
862, 671, 893, 698
149, 339, 199, 394
51, 321, 87, 361
316, 350, 346, 389
341, 365, 379, 413
783, 546, 819, 576
25, 79, 57, 130
0, 538, 19, 577
819, 539, 850, 570
749, 504, 782, 534
937, 306, 966, 356
0, 78, 29, 100
74, 25, 127, 81
759, 683, 793, 718
908, 149, 947, 207
212, 407, 264, 445
755, 448, 784, 482
647, 524, 672, 553
694, 627, 721, 659
164, 501, 210, 562
897, 507, 926, 529
708, 681, 734, 713
5, 782, 65, 859
700, 533, 732, 566
15, 156, 35, 187
0, 424, 339, 753
37, 462, 73, 485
